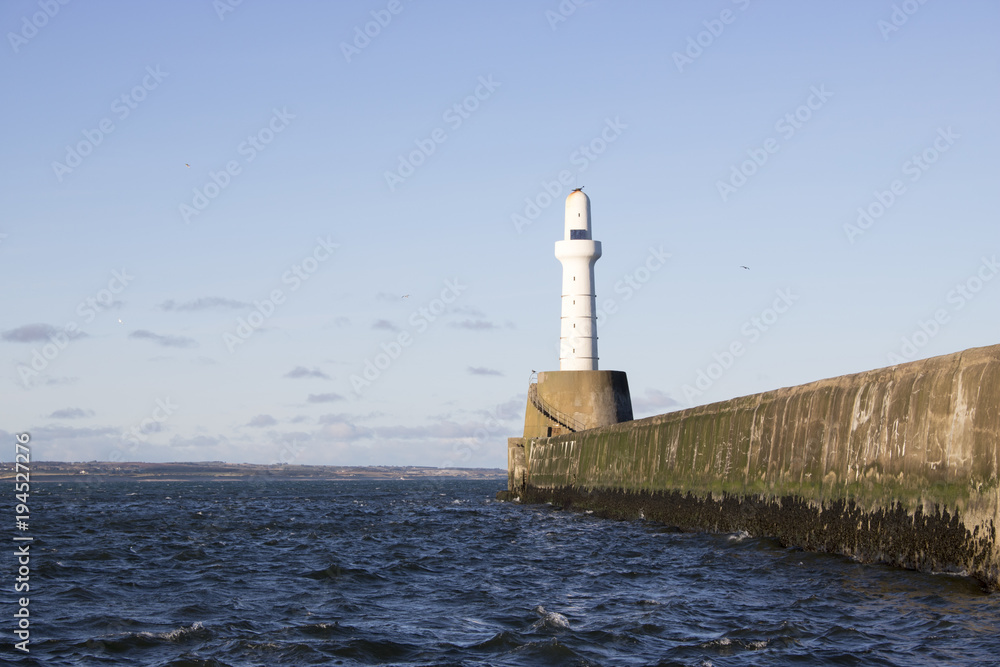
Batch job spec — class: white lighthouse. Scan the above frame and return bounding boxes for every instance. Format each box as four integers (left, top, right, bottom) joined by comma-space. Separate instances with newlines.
555, 188, 601, 371
517, 187, 632, 440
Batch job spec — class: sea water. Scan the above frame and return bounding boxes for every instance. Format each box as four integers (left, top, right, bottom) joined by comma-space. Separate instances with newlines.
7, 479, 1000, 666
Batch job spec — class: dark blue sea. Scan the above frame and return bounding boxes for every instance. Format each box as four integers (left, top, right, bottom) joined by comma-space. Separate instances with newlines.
6, 479, 1000, 666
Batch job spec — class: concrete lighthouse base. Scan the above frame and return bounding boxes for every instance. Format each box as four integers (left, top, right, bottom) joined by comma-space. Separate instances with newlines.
522, 370, 632, 439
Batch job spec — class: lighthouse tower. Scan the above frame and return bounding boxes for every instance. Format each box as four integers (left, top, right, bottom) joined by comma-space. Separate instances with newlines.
515, 188, 633, 442
555, 189, 601, 371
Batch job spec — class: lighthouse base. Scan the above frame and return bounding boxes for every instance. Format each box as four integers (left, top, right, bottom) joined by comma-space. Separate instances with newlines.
522, 370, 632, 439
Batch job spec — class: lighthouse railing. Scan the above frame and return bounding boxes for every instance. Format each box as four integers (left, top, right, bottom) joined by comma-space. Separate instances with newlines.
528, 382, 585, 433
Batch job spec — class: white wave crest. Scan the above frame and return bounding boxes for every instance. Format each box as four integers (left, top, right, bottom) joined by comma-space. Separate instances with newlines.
139, 621, 205, 642
533, 605, 571, 629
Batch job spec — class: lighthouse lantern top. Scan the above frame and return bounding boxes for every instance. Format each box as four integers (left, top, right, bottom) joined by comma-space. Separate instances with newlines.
564, 189, 591, 240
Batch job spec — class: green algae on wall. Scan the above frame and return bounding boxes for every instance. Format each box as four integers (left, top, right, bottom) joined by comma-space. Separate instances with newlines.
508, 344, 1000, 589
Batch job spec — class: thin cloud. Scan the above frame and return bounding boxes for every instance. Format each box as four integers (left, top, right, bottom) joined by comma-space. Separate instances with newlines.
317, 415, 374, 441
447, 305, 486, 317
474, 397, 524, 422
3, 323, 86, 343
468, 366, 503, 376
49, 408, 95, 419
30, 425, 119, 440
44, 376, 79, 386
285, 366, 330, 380
372, 319, 400, 332
318, 413, 352, 425
374, 421, 474, 439
169, 434, 228, 450
318, 411, 383, 424
5, 324, 58, 342
160, 297, 251, 311
138, 421, 165, 435
307, 393, 344, 403
631, 388, 681, 417
449, 319, 499, 330
247, 414, 278, 428
129, 329, 198, 348
316, 412, 384, 444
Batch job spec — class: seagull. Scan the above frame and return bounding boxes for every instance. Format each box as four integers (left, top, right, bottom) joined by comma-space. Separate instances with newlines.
401, 295, 410, 298
572, 186, 584, 192
740, 266, 750, 270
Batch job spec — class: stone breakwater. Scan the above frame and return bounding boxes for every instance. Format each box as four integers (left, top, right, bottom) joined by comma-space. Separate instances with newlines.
502, 344, 1000, 589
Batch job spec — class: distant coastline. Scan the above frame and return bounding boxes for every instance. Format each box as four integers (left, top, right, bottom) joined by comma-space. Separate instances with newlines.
0, 461, 506, 483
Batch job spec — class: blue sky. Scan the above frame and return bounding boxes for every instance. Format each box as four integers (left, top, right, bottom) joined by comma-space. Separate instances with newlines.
2, 0, 998, 468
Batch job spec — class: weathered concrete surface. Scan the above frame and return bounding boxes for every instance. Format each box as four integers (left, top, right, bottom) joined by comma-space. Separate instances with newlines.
523, 370, 632, 438
507, 437, 527, 493
503, 344, 1000, 589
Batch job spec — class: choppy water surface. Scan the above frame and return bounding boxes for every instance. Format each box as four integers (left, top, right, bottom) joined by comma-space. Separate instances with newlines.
9, 479, 1000, 666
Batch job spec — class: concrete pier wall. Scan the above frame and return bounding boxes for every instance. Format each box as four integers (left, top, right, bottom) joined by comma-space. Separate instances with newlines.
505, 344, 1000, 589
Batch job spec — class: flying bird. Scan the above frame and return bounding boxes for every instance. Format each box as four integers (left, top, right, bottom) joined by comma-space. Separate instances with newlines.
401, 295, 410, 298
740, 266, 750, 270
185, 163, 190, 168
572, 186, 584, 192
